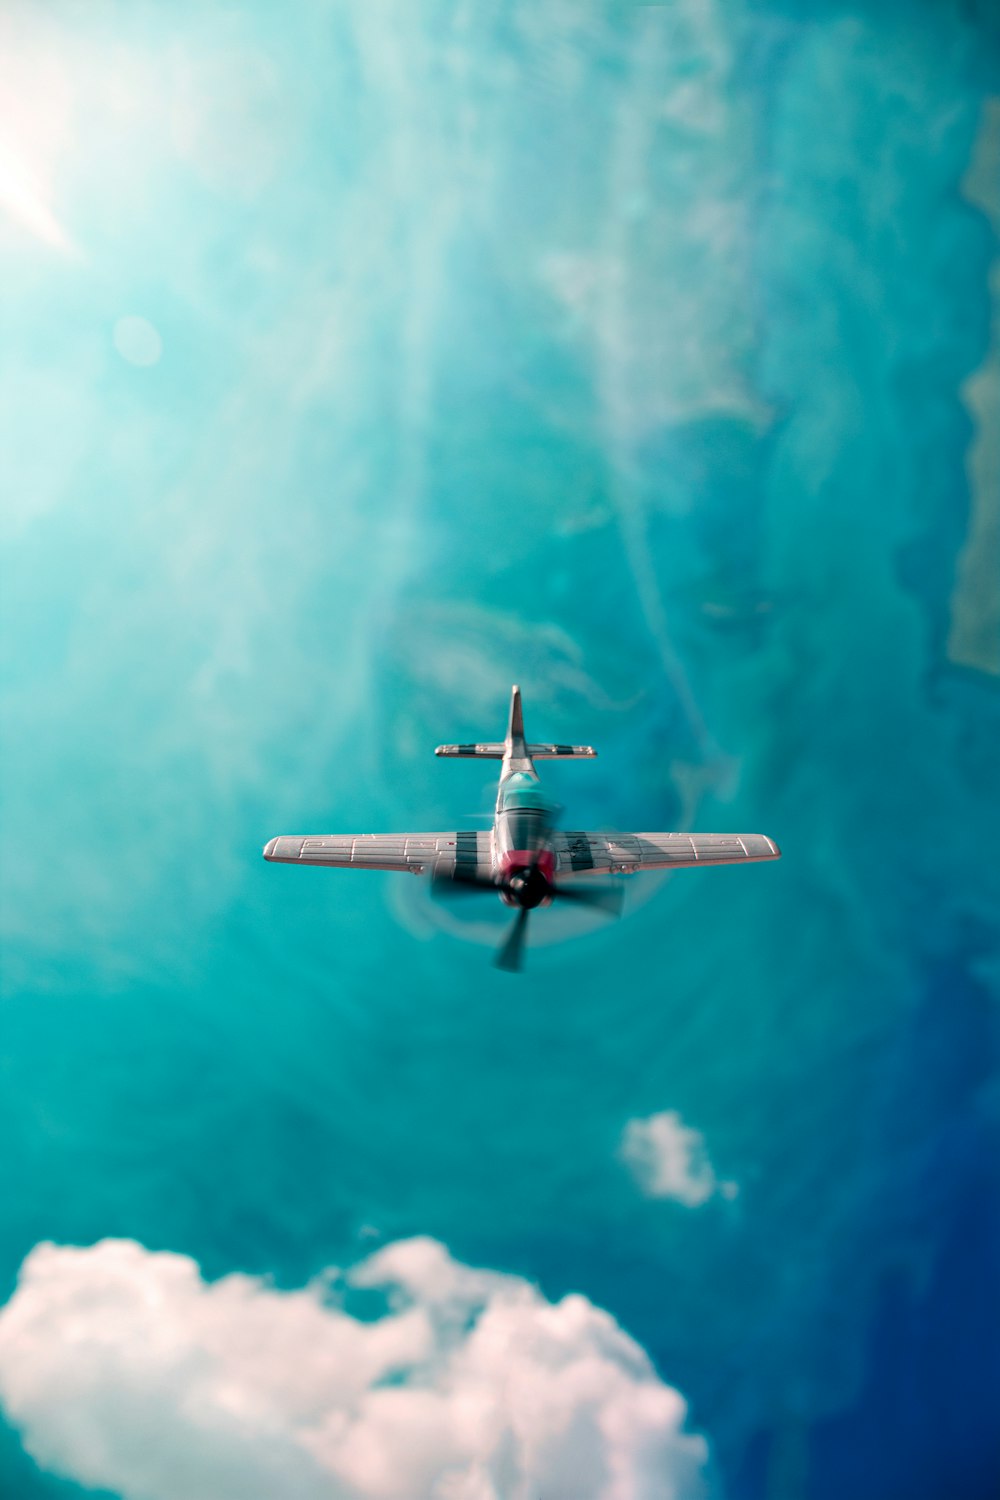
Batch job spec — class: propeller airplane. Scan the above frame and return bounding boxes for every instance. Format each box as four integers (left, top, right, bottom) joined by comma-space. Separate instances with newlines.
263, 686, 781, 972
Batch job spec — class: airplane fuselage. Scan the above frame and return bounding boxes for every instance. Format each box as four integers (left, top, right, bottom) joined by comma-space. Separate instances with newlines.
491, 706, 558, 906
493, 770, 557, 905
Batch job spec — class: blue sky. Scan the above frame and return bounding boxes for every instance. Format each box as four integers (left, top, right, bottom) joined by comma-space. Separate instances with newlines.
0, 2, 998, 1497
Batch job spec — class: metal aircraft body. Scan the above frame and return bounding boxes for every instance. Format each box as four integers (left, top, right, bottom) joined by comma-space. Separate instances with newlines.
263, 686, 781, 971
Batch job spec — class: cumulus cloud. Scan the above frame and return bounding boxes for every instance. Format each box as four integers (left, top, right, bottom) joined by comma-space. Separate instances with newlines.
0, 1236, 708, 1500
620, 1112, 737, 1208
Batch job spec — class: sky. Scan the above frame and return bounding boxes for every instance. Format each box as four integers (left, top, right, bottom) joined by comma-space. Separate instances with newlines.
0, 2, 998, 1498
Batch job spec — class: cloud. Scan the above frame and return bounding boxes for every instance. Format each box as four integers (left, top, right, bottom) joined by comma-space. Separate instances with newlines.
0, 1236, 709, 1500
620, 1112, 737, 1208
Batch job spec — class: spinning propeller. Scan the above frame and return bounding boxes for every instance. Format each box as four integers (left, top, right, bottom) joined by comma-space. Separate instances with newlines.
432, 838, 622, 972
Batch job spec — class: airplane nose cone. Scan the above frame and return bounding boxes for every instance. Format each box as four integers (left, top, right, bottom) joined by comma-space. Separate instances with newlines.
263, 837, 278, 860
507, 867, 550, 910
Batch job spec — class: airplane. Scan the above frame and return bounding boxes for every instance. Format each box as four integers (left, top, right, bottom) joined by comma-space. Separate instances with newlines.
263, 685, 781, 972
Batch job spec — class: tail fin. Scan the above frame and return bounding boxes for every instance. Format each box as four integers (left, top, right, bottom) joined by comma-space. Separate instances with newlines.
507, 683, 525, 746
434, 685, 523, 760
435, 686, 597, 760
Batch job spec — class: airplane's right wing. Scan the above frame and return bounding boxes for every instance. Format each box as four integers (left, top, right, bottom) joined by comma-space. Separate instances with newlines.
553, 831, 780, 874
263, 832, 491, 877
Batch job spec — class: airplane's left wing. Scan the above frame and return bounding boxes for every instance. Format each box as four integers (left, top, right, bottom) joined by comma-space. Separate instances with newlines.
553, 831, 780, 874
263, 832, 490, 876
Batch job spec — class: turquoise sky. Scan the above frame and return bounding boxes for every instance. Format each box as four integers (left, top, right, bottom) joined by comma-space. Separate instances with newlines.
1, 3, 998, 1498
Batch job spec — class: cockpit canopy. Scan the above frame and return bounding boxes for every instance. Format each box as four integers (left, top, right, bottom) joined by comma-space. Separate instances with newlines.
499, 773, 558, 815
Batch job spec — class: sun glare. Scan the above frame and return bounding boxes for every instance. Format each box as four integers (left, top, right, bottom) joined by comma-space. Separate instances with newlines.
0, 11, 79, 259
0, 141, 75, 256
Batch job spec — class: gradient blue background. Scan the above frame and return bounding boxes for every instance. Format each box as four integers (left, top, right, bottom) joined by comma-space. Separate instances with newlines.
1, 1, 998, 1496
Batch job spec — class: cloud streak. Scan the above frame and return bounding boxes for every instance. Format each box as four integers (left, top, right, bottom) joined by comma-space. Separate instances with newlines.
0, 1236, 709, 1500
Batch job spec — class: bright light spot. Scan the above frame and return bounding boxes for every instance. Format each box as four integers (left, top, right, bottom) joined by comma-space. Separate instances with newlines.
0, 16, 78, 259
113, 316, 162, 367
0, 141, 75, 256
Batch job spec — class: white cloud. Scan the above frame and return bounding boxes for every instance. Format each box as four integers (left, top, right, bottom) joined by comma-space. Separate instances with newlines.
0, 1236, 709, 1500
620, 1112, 737, 1208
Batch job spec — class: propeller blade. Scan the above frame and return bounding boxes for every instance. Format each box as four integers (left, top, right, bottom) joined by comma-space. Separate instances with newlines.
495, 907, 530, 972
550, 880, 623, 917
430, 869, 498, 900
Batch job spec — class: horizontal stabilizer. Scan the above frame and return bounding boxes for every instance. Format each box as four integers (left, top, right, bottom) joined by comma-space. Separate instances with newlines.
436, 691, 596, 762
435, 742, 506, 758
435, 742, 596, 759
525, 743, 597, 759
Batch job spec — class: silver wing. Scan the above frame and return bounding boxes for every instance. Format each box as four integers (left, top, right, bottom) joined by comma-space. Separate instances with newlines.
263, 832, 491, 876
553, 831, 780, 874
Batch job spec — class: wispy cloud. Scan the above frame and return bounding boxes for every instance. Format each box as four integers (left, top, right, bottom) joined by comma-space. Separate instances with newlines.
620, 1111, 737, 1207
0, 1236, 709, 1500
